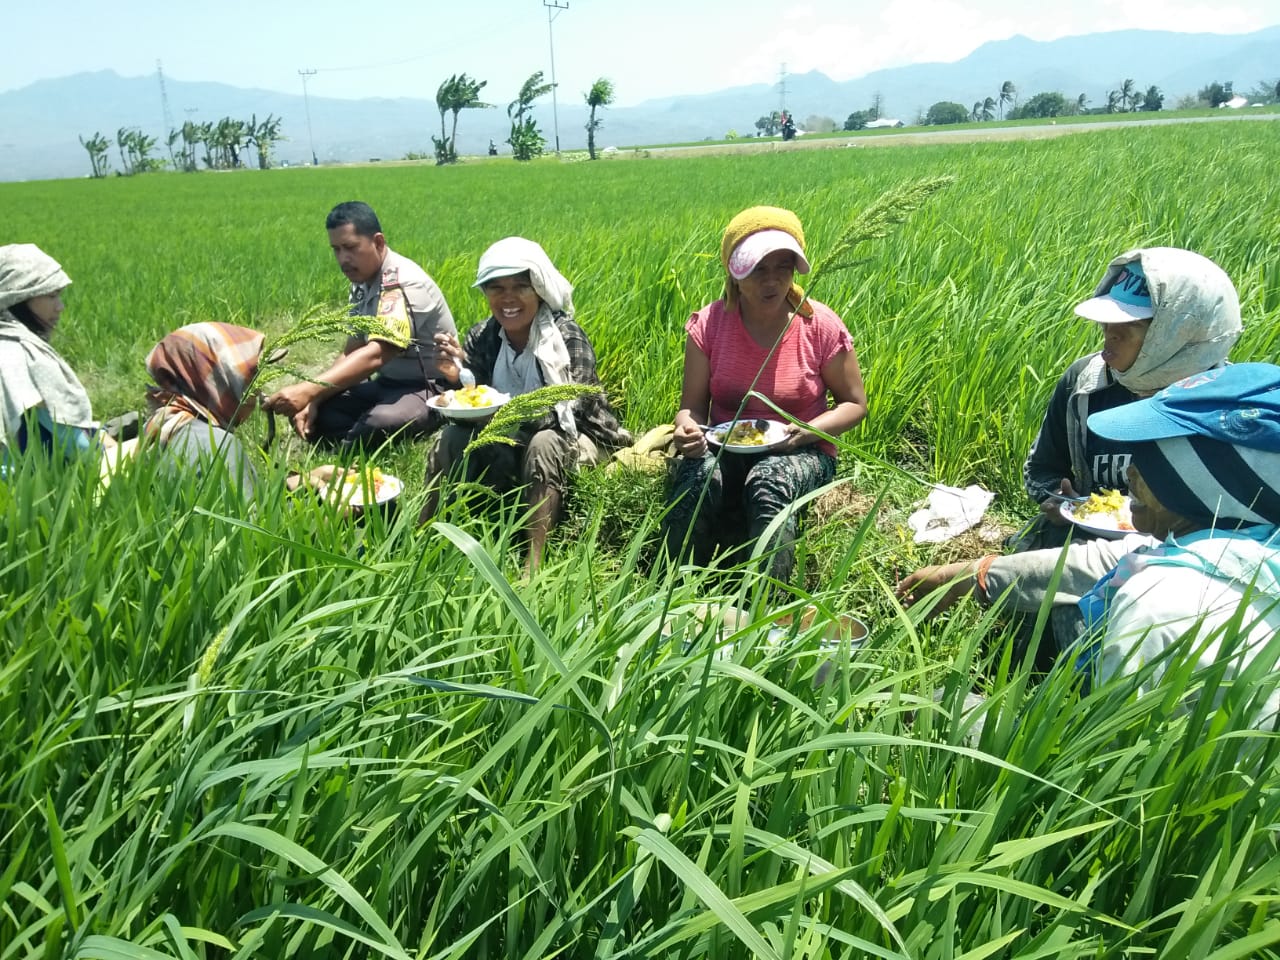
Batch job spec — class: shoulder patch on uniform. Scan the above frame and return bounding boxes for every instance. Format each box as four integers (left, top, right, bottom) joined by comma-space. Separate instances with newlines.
381, 263, 401, 287
375, 286, 412, 348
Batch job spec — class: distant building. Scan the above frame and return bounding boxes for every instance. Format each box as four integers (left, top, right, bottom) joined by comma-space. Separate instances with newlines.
1220, 95, 1249, 109
865, 118, 905, 129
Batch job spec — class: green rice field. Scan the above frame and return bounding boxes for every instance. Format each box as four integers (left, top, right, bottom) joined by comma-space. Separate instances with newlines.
3, 121, 1280, 958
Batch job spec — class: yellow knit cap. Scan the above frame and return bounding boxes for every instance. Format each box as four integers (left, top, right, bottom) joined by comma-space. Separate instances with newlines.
719, 206, 811, 316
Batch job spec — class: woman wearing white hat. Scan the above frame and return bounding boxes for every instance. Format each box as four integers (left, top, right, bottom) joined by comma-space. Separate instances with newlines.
0, 243, 101, 470
898, 247, 1245, 662
423, 237, 628, 572
1020, 246, 1241, 550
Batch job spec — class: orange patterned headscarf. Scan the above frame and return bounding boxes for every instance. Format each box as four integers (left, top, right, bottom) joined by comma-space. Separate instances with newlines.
719, 205, 812, 317
144, 322, 264, 441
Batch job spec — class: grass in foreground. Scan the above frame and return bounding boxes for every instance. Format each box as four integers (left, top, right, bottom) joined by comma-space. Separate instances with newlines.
2, 121, 1280, 957
2, 452, 1279, 958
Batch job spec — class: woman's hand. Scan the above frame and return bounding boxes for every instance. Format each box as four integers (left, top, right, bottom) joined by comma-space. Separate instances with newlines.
778, 422, 818, 452
433, 332, 466, 384
1040, 478, 1076, 526
673, 338, 712, 457
672, 415, 708, 457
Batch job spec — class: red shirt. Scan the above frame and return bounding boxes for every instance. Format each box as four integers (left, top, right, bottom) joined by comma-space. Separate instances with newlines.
686, 298, 853, 457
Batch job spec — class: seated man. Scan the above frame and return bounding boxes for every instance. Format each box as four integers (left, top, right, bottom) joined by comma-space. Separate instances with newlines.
265, 201, 456, 445
1080, 362, 1280, 726
897, 246, 1242, 658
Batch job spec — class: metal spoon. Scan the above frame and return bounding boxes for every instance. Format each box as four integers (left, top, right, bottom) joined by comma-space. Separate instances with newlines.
458, 366, 476, 389
1044, 490, 1090, 504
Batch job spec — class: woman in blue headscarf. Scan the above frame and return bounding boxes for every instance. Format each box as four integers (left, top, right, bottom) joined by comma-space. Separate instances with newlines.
1080, 362, 1280, 728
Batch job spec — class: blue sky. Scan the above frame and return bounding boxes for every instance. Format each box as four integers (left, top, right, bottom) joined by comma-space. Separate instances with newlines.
8, 0, 1279, 106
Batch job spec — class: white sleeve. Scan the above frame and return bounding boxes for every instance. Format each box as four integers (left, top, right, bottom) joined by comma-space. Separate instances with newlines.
1097, 567, 1211, 688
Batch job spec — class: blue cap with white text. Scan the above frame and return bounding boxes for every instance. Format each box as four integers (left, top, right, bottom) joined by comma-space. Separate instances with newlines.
1074, 261, 1155, 324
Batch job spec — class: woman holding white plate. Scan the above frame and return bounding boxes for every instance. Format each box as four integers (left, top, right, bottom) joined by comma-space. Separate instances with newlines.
664, 206, 867, 583
422, 237, 628, 572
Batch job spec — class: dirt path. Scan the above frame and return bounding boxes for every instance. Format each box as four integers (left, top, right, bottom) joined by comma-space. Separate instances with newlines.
638, 112, 1280, 159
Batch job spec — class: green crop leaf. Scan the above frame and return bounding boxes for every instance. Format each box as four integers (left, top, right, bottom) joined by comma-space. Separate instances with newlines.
464, 383, 602, 452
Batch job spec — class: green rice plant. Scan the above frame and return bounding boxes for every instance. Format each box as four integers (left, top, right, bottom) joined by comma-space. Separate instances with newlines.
3, 121, 1280, 959
463, 383, 603, 453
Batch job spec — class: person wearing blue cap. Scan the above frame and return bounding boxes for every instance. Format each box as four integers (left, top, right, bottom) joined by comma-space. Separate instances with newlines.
898, 247, 1246, 662
1080, 362, 1280, 725
1021, 247, 1242, 550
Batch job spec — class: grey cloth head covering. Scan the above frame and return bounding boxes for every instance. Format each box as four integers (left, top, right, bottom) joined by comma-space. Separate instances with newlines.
0, 243, 72, 314
473, 237, 575, 318
0, 244, 93, 448
474, 237, 579, 438
1082, 247, 1241, 394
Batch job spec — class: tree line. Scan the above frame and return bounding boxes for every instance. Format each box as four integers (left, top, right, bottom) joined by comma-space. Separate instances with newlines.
79, 114, 284, 178
430, 72, 616, 164
754, 73, 1278, 139
908, 74, 1277, 128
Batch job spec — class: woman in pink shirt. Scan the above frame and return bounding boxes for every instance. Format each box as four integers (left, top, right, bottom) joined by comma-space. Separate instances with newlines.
663, 206, 868, 582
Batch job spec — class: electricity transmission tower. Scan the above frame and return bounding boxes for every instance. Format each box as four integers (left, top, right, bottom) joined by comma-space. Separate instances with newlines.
157, 60, 174, 134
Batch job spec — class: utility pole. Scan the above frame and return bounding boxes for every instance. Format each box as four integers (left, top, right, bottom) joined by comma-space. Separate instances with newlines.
543, 0, 568, 154
779, 62, 788, 116
298, 68, 319, 166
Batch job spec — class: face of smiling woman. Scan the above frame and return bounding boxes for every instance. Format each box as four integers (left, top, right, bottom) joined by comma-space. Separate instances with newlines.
483, 272, 542, 349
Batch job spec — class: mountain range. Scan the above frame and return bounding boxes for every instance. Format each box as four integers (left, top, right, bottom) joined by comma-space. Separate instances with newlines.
2, 25, 1278, 182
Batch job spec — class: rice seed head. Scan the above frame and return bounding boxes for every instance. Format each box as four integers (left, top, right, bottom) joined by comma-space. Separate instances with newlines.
463, 383, 603, 454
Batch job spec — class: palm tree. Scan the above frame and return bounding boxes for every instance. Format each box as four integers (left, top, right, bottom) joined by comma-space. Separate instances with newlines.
1075, 93, 1089, 115
998, 81, 1016, 120
433, 73, 490, 164
197, 121, 215, 169
1120, 78, 1136, 112
508, 71, 553, 161
213, 117, 246, 168
584, 78, 615, 159
116, 127, 134, 175
78, 132, 111, 178
129, 131, 158, 173
509, 71, 554, 126
1105, 90, 1121, 114
165, 128, 182, 169
970, 101, 982, 122
981, 97, 996, 121
251, 114, 284, 169
179, 120, 200, 172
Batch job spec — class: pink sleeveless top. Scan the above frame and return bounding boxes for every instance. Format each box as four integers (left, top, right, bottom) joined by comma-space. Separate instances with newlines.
686, 298, 853, 457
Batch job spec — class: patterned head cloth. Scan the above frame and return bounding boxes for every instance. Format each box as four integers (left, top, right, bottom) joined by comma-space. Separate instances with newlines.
145, 323, 265, 439
719, 206, 813, 317
472, 236, 575, 316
